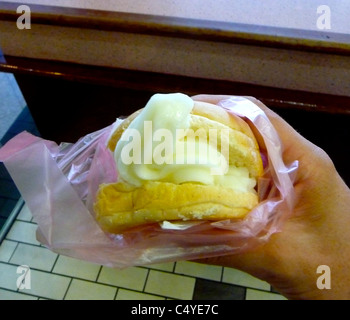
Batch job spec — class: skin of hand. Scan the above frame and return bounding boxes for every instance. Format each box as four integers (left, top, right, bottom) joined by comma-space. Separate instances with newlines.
192, 95, 350, 300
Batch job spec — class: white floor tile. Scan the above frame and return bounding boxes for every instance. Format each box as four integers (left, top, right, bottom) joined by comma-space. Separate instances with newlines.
116, 288, 165, 300
0, 288, 37, 300
0, 240, 17, 262
10, 243, 57, 272
53, 255, 101, 281
6, 221, 40, 245
98, 266, 148, 291
145, 270, 195, 300
65, 279, 116, 300
19, 269, 71, 300
246, 288, 287, 300
16, 205, 33, 222
222, 268, 270, 291
175, 261, 222, 281
0, 263, 20, 291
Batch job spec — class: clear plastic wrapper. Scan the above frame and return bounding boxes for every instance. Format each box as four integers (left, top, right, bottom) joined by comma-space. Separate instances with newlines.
0, 96, 298, 268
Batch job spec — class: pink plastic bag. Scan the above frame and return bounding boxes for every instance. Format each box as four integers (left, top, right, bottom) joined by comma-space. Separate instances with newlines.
0, 96, 298, 268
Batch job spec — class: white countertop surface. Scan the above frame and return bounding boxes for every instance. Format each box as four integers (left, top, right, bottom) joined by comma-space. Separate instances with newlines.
3, 0, 350, 34
1, 0, 350, 98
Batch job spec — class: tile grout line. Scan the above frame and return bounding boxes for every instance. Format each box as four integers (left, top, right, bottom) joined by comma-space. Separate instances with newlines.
7, 216, 38, 226
5, 241, 20, 264
0, 286, 47, 300
50, 254, 60, 273
0, 261, 72, 278
113, 287, 119, 300
140, 267, 200, 282
4, 238, 41, 248
113, 287, 167, 300
141, 268, 150, 293
62, 277, 74, 301
95, 265, 103, 283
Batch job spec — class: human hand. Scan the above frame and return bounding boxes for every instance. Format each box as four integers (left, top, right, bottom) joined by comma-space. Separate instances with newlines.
192, 95, 350, 300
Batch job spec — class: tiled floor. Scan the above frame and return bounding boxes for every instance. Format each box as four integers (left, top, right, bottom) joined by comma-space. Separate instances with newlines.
0, 204, 287, 300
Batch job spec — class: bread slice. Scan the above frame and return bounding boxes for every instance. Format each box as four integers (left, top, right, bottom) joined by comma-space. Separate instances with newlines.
96, 181, 258, 234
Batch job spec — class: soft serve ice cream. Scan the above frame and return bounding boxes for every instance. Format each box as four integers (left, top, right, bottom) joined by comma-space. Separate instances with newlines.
114, 93, 257, 194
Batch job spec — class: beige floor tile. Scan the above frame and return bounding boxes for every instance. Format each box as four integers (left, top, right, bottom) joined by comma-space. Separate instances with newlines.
0, 288, 37, 300
53, 255, 101, 281
246, 288, 287, 300
19, 269, 70, 300
145, 262, 175, 272
145, 270, 195, 300
175, 261, 222, 281
116, 288, 165, 300
6, 221, 39, 245
16, 205, 33, 222
0, 263, 19, 291
0, 240, 17, 262
10, 243, 57, 272
65, 279, 116, 300
98, 266, 148, 291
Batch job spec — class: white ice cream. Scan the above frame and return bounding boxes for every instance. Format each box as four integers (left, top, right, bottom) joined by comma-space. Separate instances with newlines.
114, 93, 256, 192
